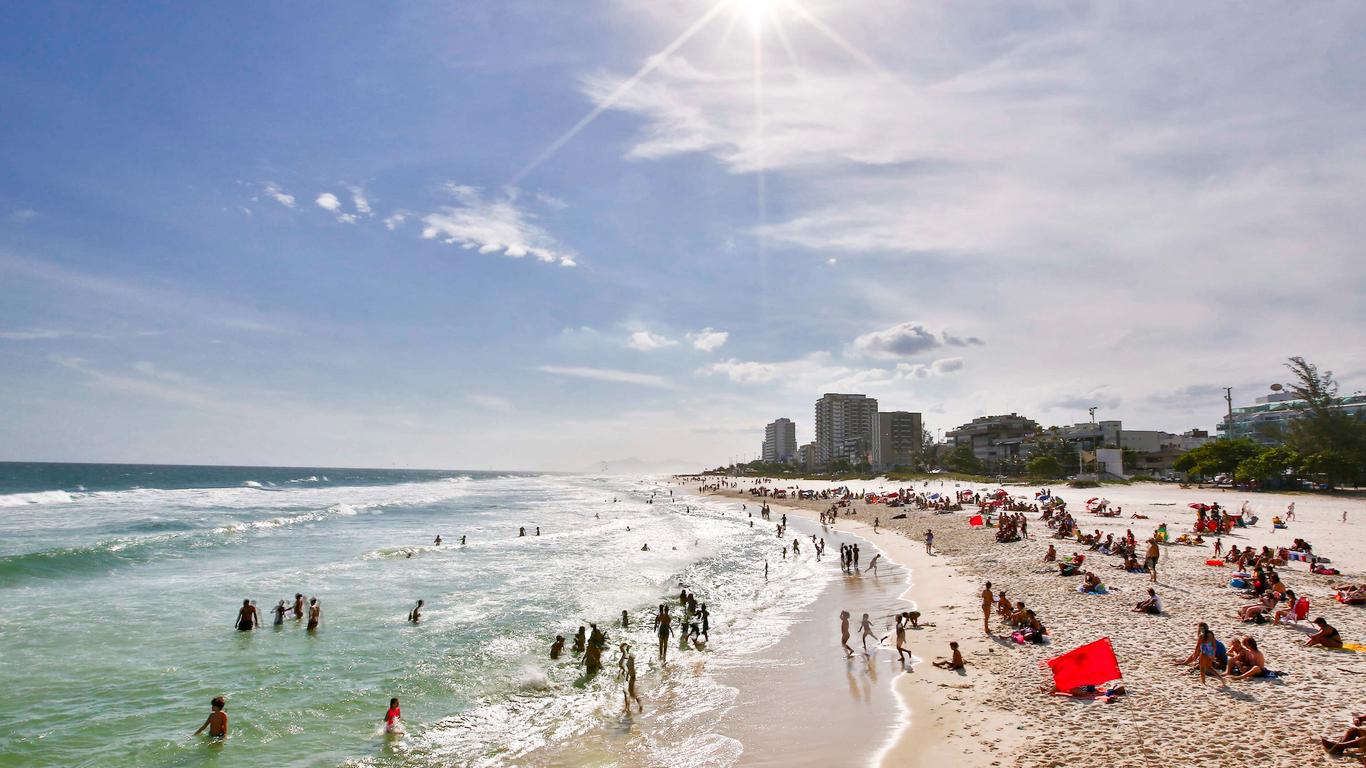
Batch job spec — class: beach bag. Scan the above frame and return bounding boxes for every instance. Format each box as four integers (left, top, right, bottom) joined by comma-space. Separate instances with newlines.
1205, 559, 1225, 566
1230, 578, 1248, 589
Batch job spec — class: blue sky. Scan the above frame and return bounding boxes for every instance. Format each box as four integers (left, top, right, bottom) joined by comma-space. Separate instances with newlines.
2, 1, 1364, 470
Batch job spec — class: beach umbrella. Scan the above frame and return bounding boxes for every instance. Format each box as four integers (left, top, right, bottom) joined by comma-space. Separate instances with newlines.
1086, 497, 1098, 504
1046, 637, 1122, 692
1188, 503, 1210, 511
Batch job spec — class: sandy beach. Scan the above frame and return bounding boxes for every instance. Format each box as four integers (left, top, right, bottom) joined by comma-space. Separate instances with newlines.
701, 479, 1366, 768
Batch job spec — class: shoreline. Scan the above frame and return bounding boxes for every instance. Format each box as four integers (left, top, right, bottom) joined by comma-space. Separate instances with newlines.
697, 486, 1020, 768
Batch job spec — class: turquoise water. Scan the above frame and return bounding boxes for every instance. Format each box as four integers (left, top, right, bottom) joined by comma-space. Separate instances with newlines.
0, 464, 834, 767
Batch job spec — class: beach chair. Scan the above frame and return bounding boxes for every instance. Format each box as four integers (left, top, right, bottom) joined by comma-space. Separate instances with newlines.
1286, 597, 1310, 625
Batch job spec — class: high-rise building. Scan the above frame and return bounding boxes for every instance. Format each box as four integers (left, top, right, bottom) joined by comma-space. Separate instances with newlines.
873, 411, 923, 469
814, 393, 878, 466
797, 442, 817, 470
762, 418, 798, 462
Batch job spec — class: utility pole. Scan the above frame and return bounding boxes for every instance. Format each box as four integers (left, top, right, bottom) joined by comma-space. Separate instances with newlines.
1223, 387, 1234, 440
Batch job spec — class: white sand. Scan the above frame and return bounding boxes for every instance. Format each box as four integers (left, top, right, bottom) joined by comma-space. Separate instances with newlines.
705, 479, 1366, 768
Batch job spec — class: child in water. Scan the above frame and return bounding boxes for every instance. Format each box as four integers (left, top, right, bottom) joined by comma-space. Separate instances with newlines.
384, 697, 402, 733
193, 696, 228, 740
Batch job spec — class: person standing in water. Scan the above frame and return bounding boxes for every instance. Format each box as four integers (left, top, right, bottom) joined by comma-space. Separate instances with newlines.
624, 652, 642, 713
550, 635, 565, 659
433, 534, 442, 546
460, 535, 466, 545
519, 527, 526, 537
698, 603, 710, 641
839, 611, 854, 658
384, 697, 401, 733
656, 606, 673, 661
621, 609, 630, 628
306, 598, 321, 632
536, 526, 540, 536
235, 599, 259, 631
408, 600, 423, 623
572, 626, 586, 654
272, 600, 287, 626
292, 593, 305, 621
193, 696, 228, 739
865, 553, 881, 575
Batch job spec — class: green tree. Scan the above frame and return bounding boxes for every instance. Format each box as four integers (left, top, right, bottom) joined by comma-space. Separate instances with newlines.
1027, 455, 1064, 479
1281, 357, 1366, 488
1235, 446, 1300, 484
1173, 438, 1262, 479
943, 444, 984, 474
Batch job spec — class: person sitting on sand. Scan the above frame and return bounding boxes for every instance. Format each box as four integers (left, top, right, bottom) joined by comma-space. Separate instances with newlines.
1321, 713, 1366, 757
1059, 553, 1085, 577
932, 641, 965, 670
1043, 544, 1056, 562
1078, 571, 1105, 594
1133, 588, 1162, 615
1306, 617, 1344, 649
1228, 637, 1272, 680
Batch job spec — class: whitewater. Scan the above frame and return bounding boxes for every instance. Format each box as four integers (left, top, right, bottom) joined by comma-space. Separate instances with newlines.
0, 464, 852, 767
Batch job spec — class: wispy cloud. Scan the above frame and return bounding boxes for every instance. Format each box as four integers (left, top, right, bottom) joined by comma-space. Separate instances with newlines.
348, 186, 373, 215
467, 393, 514, 412
421, 184, 577, 267
0, 328, 108, 341
6, 207, 38, 223
263, 182, 296, 208
383, 212, 409, 230
538, 365, 670, 387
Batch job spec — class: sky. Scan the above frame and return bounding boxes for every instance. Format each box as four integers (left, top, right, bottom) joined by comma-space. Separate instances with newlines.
1, 0, 1364, 471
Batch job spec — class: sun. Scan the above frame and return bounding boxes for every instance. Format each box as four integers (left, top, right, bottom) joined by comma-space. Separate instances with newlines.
737, 0, 785, 35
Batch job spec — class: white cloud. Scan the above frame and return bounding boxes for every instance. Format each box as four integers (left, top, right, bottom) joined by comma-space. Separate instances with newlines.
421, 184, 578, 267
627, 330, 677, 351
263, 183, 295, 208
686, 328, 728, 352
315, 192, 342, 212
895, 357, 965, 379
383, 212, 409, 230
0, 329, 106, 341
7, 208, 38, 223
348, 186, 372, 215
538, 365, 671, 388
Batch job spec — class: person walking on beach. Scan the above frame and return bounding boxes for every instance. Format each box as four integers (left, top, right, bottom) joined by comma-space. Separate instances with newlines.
235, 599, 259, 631
873, 516, 880, 532
840, 610, 854, 658
306, 598, 321, 632
859, 613, 877, 650
699, 604, 710, 641
853, 544, 860, 569
894, 613, 912, 665
981, 582, 994, 635
408, 600, 423, 623
764, 560, 769, 580
925, 529, 934, 554
1145, 538, 1160, 583
193, 696, 228, 739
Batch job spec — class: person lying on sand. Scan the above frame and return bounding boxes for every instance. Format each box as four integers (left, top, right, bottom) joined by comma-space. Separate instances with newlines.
1041, 682, 1126, 701
1306, 617, 1344, 649
932, 641, 965, 670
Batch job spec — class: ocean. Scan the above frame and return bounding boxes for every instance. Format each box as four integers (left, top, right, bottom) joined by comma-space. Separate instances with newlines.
0, 463, 870, 768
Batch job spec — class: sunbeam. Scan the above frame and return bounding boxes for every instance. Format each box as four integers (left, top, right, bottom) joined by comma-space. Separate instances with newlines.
509, 0, 732, 185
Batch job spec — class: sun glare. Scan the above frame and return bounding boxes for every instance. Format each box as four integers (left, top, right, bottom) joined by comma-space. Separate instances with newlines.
739, 0, 782, 35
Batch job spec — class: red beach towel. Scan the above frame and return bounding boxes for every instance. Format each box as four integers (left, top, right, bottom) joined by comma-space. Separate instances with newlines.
1047, 637, 1122, 692
968, 514, 984, 527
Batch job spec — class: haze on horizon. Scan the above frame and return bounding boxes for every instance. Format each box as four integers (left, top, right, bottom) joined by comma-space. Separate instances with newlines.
2, 1, 1363, 472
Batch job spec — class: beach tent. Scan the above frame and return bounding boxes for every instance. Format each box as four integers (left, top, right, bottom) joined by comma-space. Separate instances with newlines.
1046, 637, 1122, 692
968, 514, 984, 527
